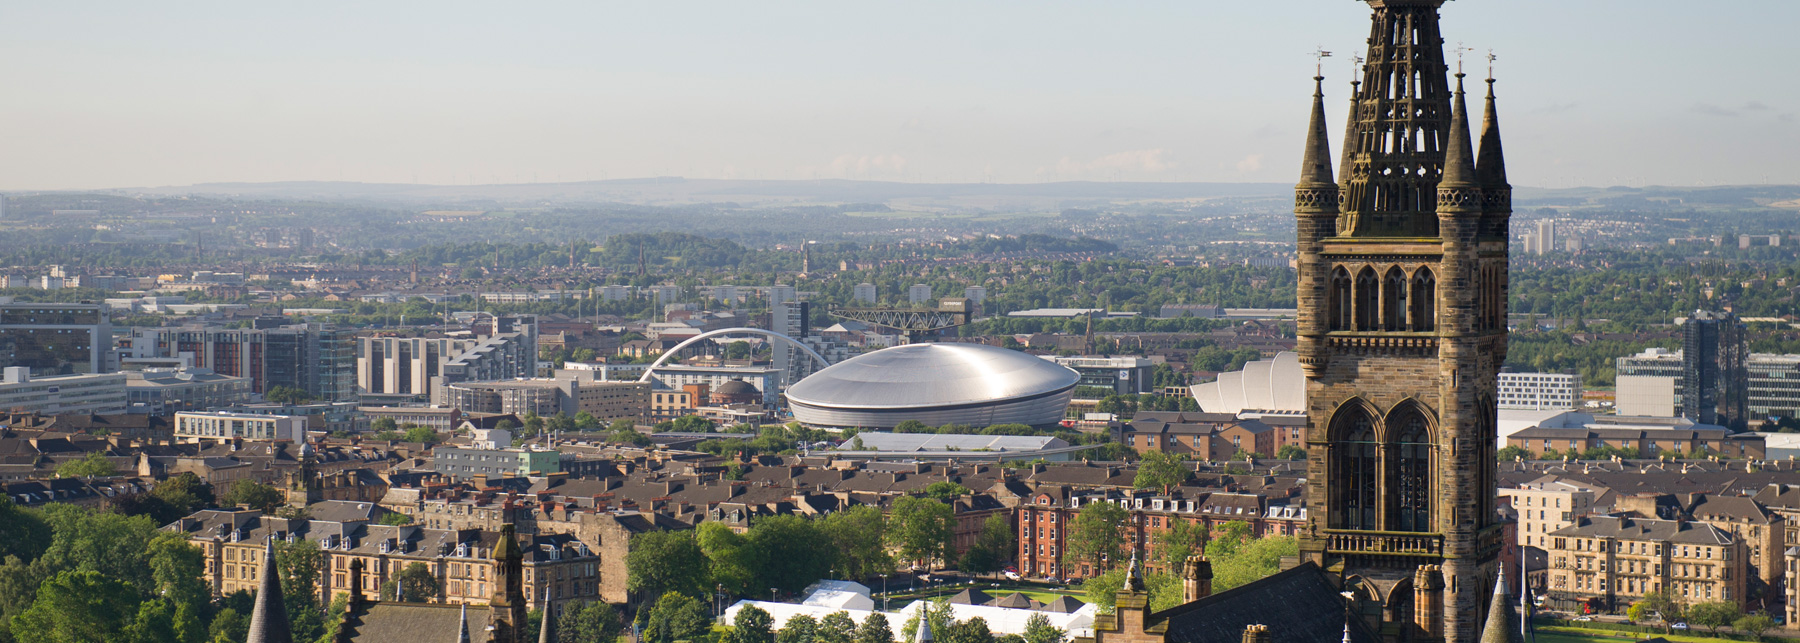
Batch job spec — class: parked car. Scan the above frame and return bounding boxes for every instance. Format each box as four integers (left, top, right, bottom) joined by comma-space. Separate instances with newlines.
1003, 571, 1021, 581
1572, 616, 1593, 622
1671, 623, 1689, 631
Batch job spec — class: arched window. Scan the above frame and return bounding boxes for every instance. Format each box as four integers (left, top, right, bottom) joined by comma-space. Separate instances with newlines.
1382, 267, 1407, 332
1355, 268, 1379, 331
1388, 408, 1433, 532
1330, 267, 1353, 331
1332, 407, 1378, 530
1410, 267, 1437, 331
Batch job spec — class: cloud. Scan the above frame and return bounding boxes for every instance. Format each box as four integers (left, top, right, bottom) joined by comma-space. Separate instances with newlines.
1780, 113, 1796, 124
1530, 102, 1579, 115
1235, 154, 1264, 173
1742, 101, 1771, 112
1690, 103, 1737, 117
1044, 148, 1176, 177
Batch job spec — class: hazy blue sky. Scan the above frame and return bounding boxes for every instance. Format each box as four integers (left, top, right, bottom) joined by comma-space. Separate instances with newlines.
1, 1, 1795, 191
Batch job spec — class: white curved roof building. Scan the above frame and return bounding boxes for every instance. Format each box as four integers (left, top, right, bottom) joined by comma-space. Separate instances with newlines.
1190, 351, 1305, 416
785, 342, 1080, 429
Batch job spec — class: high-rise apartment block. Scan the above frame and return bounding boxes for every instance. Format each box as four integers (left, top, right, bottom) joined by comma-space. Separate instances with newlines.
853, 283, 877, 305
120, 323, 356, 401
359, 315, 538, 400
908, 284, 932, 305
1496, 371, 1583, 410
0, 302, 114, 376
1683, 310, 1748, 429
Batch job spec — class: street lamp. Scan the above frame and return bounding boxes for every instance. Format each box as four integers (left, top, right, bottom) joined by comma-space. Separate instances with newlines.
881, 574, 889, 612
770, 587, 778, 603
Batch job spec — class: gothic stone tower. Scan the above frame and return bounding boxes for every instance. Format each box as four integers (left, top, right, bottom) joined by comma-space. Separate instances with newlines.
1294, 1, 1511, 642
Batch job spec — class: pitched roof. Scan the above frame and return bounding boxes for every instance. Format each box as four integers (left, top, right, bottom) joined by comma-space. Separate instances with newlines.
1154, 562, 1379, 643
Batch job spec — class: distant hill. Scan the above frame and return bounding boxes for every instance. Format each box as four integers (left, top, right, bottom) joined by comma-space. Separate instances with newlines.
115, 178, 1292, 208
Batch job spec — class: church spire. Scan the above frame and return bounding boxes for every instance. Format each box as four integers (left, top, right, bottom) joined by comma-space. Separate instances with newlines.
1479, 570, 1523, 643
1300, 76, 1335, 187
1477, 77, 1509, 189
1440, 74, 1479, 189
539, 588, 555, 643
247, 538, 294, 643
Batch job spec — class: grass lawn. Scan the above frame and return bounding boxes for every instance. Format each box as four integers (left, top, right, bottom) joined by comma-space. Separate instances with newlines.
1536, 625, 1758, 643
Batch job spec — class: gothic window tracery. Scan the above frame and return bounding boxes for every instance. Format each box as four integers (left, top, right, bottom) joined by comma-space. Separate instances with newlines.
1355, 267, 1379, 331
1410, 267, 1437, 331
1332, 407, 1379, 530
1382, 267, 1407, 331
1389, 408, 1434, 532
1330, 267, 1353, 331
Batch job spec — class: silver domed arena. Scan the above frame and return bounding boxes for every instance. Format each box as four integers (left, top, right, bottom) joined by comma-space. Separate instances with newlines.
785, 342, 1081, 429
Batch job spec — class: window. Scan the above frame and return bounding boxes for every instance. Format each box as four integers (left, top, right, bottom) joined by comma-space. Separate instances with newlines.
1332, 407, 1378, 530
1409, 268, 1436, 331
1355, 268, 1379, 331
1389, 409, 1432, 532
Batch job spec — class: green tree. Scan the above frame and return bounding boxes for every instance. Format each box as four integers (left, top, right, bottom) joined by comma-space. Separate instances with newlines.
402, 426, 440, 444
1639, 589, 1684, 628
263, 386, 313, 405
731, 605, 776, 643
1274, 445, 1306, 461
377, 512, 414, 526
855, 614, 894, 643
818, 612, 857, 643
697, 522, 756, 596
556, 599, 623, 643
1625, 601, 1650, 624
370, 417, 398, 433
1132, 451, 1188, 494
887, 497, 955, 569
1152, 517, 1207, 573
900, 600, 953, 643
0, 497, 51, 561
220, 480, 285, 513
39, 504, 162, 594
820, 506, 892, 580
1495, 445, 1529, 462
642, 592, 711, 643
55, 452, 117, 479
379, 563, 441, 601
1020, 614, 1064, 643
627, 531, 709, 600
206, 608, 247, 643
1203, 523, 1295, 593
923, 482, 971, 501
747, 515, 835, 595
943, 617, 994, 643
1734, 612, 1774, 640
274, 538, 324, 641
777, 614, 818, 643
1065, 501, 1129, 573
573, 412, 599, 430
10, 570, 140, 643
958, 514, 1014, 574
1685, 601, 1739, 636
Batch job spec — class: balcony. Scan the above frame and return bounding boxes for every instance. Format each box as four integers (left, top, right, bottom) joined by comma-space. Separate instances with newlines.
1323, 529, 1443, 557
1326, 334, 1439, 358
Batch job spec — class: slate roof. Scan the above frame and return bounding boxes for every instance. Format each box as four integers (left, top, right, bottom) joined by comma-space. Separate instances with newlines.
343, 603, 493, 643
1153, 562, 1379, 643
1549, 515, 1736, 545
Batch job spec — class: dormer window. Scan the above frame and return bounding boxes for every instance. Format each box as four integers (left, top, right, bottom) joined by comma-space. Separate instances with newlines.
286, 533, 298, 544
380, 541, 392, 554
456, 543, 469, 558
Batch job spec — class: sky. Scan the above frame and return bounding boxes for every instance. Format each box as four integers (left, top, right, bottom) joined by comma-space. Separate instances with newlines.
0, 1, 1795, 191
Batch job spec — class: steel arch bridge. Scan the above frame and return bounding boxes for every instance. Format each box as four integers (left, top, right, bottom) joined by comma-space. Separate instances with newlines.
635, 327, 831, 384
